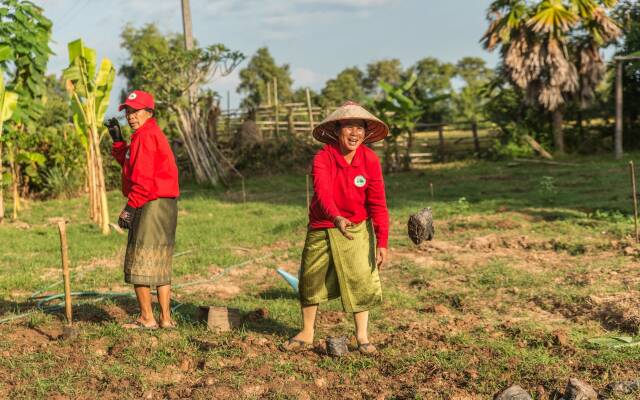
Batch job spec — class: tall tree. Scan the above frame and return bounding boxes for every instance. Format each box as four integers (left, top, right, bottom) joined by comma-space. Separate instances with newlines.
120, 24, 244, 185
237, 47, 292, 109
613, 0, 640, 140
364, 59, 403, 95
482, 0, 621, 153
0, 0, 52, 220
321, 67, 366, 106
453, 57, 494, 122
406, 57, 456, 123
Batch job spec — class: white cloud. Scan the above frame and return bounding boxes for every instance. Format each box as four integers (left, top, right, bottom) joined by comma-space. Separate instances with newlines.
292, 67, 328, 89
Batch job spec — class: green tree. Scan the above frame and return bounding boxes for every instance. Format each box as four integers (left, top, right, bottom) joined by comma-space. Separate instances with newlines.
613, 0, 640, 144
0, 0, 52, 220
406, 57, 456, 123
453, 57, 494, 122
120, 24, 243, 185
237, 47, 292, 109
320, 67, 366, 106
482, 0, 621, 153
364, 59, 403, 94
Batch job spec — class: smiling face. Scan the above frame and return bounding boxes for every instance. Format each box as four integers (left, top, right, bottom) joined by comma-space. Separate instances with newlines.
125, 106, 153, 130
336, 119, 366, 154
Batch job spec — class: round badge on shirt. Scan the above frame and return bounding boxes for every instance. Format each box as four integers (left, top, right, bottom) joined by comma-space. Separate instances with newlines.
354, 175, 366, 187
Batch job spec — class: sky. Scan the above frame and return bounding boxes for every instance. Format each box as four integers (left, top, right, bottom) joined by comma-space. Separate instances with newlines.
33, 0, 500, 115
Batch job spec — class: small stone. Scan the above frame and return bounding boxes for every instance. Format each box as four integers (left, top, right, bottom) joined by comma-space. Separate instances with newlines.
494, 384, 533, 400
254, 337, 269, 346
314, 377, 326, 388
564, 378, 597, 400
142, 390, 154, 400
94, 348, 107, 357
623, 246, 636, 256
204, 376, 215, 387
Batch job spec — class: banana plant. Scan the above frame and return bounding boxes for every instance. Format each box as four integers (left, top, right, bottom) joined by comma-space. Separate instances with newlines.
370, 73, 444, 171
63, 39, 115, 234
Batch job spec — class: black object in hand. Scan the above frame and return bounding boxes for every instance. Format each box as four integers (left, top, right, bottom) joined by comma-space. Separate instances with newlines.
118, 204, 137, 230
104, 118, 124, 142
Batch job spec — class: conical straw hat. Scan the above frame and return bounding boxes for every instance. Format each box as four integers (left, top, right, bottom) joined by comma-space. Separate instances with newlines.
312, 101, 389, 144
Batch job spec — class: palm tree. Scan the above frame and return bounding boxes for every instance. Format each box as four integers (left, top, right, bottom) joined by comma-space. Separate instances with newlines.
482, 0, 621, 153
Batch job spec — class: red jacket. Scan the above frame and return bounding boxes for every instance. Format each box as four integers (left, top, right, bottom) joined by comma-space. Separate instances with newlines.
309, 143, 389, 248
111, 118, 179, 208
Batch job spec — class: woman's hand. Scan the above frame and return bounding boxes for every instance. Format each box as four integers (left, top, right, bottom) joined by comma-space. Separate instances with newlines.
376, 247, 387, 269
334, 216, 354, 240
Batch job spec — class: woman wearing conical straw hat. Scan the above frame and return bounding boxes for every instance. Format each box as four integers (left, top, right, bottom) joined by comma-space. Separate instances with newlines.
281, 101, 389, 354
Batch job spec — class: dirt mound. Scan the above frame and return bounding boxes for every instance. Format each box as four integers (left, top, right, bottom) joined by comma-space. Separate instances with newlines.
590, 292, 640, 334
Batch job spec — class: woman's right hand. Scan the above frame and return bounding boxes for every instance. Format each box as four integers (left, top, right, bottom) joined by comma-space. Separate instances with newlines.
104, 118, 124, 142
334, 216, 354, 240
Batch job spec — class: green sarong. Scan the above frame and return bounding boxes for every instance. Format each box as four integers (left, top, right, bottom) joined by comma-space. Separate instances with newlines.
298, 220, 382, 313
124, 198, 177, 286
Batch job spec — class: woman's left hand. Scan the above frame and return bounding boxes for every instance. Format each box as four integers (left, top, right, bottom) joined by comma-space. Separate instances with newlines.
376, 247, 387, 269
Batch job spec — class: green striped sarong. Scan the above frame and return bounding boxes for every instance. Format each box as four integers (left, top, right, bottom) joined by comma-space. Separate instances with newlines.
298, 220, 382, 313
124, 198, 177, 286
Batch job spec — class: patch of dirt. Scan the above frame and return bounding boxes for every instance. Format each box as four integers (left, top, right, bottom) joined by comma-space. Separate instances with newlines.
590, 292, 640, 334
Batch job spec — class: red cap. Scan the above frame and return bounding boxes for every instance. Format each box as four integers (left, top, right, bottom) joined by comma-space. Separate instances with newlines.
118, 90, 155, 111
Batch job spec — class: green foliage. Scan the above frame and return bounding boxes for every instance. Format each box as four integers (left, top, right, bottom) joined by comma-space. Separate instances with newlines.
237, 47, 292, 109
63, 38, 116, 148
537, 175, 559, 203
234, 138, 316, 174
0, 0, 52, 124
320, 67, 366, 106
364, 59, 403, 94
612, 0, 640, 146
0, 74, 18, 124
405, 57, 456, 123
452, 57, 493, 123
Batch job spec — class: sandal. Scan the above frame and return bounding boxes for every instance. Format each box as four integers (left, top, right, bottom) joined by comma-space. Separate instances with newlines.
159, 320, 177, 329
122, 320, 159, 330
280, 338, 313, 352
357, 342, 377, 354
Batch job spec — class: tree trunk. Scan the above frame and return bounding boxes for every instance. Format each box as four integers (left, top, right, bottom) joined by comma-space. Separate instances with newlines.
8, 145, 19, 220
89, 122, 109, 234
552, 108, 565, 154
403, 130, 413, 171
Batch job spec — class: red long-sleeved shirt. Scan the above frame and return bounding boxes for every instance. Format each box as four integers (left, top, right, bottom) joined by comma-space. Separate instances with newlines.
309, 143, 389, 248
111, 118, 179, 208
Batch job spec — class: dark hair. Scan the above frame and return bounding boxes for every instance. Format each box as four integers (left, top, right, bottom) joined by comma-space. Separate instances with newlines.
146, 108, 155, 117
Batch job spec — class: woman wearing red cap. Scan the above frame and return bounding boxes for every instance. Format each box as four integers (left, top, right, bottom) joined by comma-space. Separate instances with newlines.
106, 90, 180, 329
281, 101, 389, 354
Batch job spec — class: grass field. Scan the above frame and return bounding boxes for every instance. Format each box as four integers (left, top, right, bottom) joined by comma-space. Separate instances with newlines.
1, 154, 640, 399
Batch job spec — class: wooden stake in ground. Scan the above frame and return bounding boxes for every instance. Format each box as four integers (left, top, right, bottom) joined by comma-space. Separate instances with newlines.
630, 161, 639, 243
57, 221, 73, 326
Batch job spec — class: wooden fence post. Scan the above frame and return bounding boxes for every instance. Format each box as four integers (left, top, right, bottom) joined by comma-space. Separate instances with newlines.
437, 125, 445, 162
471, 121, 480, 154
287, 107, 294, 135
273, 77, 279, 138
306, 88, 314, 131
